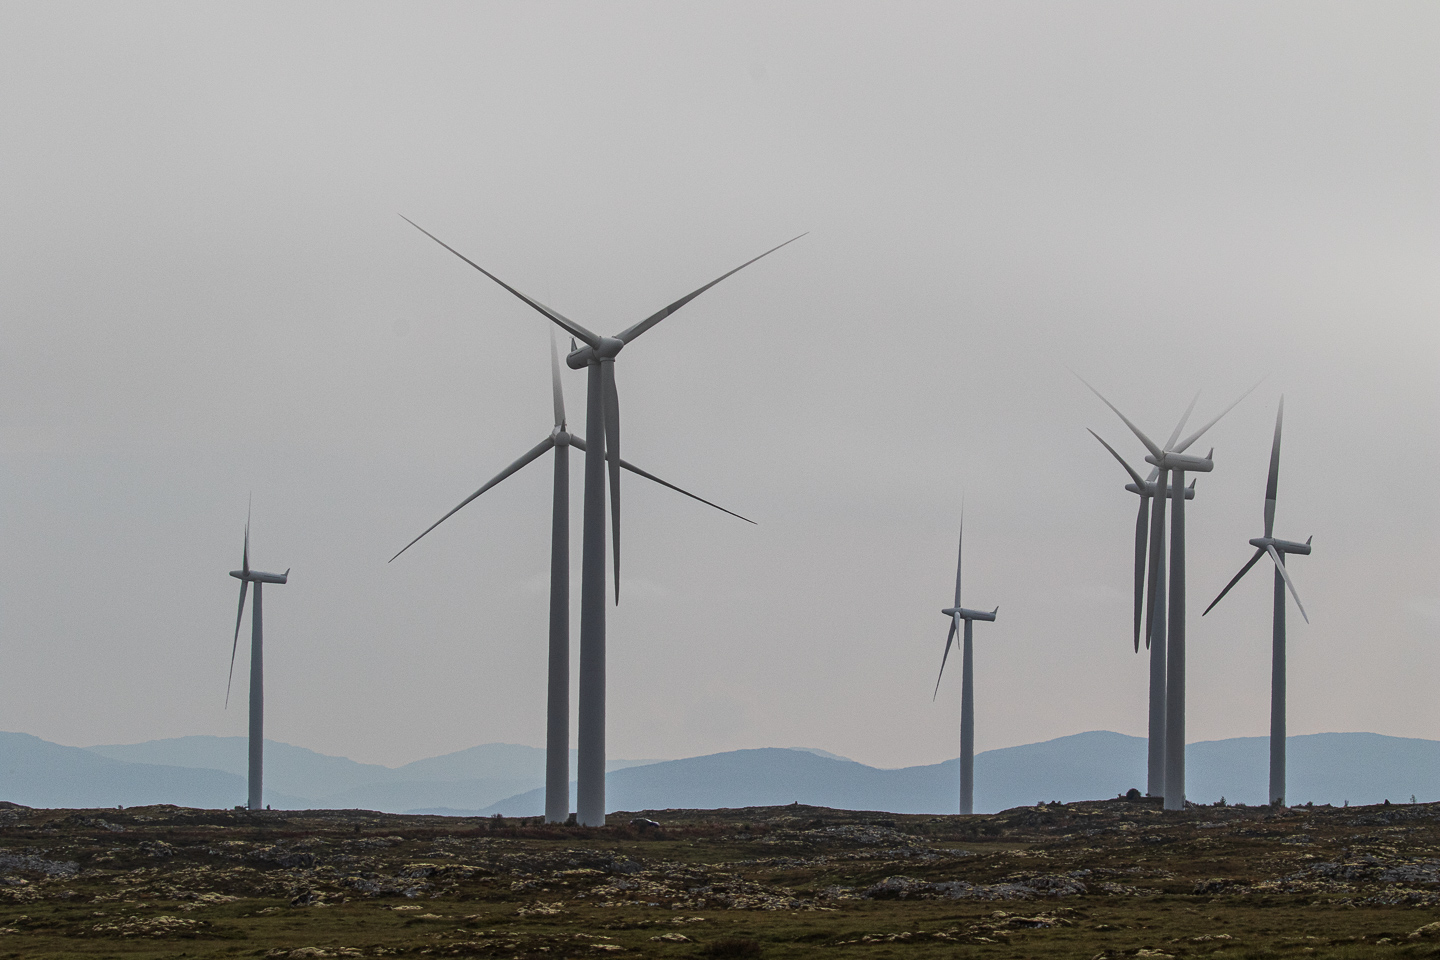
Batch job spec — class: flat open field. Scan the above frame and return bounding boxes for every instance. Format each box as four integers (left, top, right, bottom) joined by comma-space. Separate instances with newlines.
4, 796, 1440, 958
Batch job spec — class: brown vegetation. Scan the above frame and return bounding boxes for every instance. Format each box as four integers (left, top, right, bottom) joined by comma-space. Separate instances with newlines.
3, 796, 1440, 957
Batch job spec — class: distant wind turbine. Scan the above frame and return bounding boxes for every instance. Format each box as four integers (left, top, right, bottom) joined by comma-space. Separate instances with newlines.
932, 514, 997, 816
1087, 400, 1196, 798
401, 216, 800, 825
1082, 378, 1258, 809
227, 507, 289, 812
1203, 397, 1310, 806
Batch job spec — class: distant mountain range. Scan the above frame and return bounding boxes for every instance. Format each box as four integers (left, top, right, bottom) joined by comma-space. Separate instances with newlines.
3, 730, 1437, 815
462, 731, 1440, 816
79, 736, 660, 812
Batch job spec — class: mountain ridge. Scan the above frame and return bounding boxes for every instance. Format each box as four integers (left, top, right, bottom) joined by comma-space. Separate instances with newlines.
462, 730, 1440, 816
5, 730, 1438, 815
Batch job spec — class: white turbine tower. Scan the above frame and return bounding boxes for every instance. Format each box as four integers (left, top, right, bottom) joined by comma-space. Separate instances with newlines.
932, 514, 997, 816
390, 337, 751, 823
1203, 397, 1310, 806
1087, 399, 1196, 798
227, 509, 288, 812
1083, 379, 1257, 809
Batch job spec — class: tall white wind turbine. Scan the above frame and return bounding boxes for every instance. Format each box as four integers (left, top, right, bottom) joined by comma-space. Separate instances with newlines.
401, 219, 800, 825
390, 336, 752, 823
932, 514, 997, 816
1203, 397, 1310, 806
1083, 379, 1257, 810
1087, 400, 1196, 798
227, 509, 289, 812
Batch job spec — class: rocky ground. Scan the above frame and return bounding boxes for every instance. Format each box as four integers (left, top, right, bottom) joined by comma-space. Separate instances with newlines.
4, 796, 1440, 957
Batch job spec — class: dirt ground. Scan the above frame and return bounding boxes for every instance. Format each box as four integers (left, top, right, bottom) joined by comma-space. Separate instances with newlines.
4, 795, 1440, 958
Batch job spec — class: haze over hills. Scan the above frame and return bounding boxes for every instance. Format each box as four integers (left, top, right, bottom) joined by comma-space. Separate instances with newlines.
85, 736, 393, 799
80, 736, 663, 813
0, 732, 308, 810
465, 732, 1440, 817
4, 731, 1439, 815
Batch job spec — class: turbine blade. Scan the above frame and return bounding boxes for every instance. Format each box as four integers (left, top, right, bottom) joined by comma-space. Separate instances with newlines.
614, 234, 806, 344
1088, 429, 1147, 489
933, 616, 959, 700
613, 456, 755, 524
390, 436, 556, 562
1173, 377, 1264, 453
550, 330, 567, 430
242, 504, 250, 576
1133, 498, 1149, 652
1202, 547, 1265, 616
602, 362, 622, 602
572, 432, 751, 522
1144, 472, 1167, 645
1266, 544, 1309, 623
227, 579, 248, 708
399, 216, 600, 346
953, 513, 964, 609
1165, 391, 1201, 450
1264, 396, 1284, 538
1075, 375, 1164, 461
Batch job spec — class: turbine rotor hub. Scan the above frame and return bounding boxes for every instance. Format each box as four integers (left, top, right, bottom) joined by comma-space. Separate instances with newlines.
1145, 451, 1215, 473
1250, 536, 1311, 556
567, 336, 624, 367
231, 569, 288, 584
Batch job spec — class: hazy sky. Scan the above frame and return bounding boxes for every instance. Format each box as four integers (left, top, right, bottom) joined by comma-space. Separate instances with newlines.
2, 2, 1436, 771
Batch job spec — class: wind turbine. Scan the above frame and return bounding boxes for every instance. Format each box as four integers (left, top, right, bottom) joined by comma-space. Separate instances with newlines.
932, 514, 997, 816
1203, 397, 1310, 806
400, 218, 801, 824
1087, 401, 1196, 798
390, 336, 752, 824
1082, 378, 1257, 809
227, 508, 289, 812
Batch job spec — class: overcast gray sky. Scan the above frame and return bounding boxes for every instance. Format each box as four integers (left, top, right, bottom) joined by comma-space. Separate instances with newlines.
2, 1, 1436, 771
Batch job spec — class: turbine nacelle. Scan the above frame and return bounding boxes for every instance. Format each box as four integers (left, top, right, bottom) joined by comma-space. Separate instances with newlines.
1248, 536, 1312, 556
1125, 480, 1196, 499
566, 337, 625, 367
1145, 450, 1215, 473
942, 606, 999, 622
230, 569, 289, 584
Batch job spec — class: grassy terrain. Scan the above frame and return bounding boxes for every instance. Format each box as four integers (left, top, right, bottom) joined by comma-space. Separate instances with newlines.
3, 795, 1440, 958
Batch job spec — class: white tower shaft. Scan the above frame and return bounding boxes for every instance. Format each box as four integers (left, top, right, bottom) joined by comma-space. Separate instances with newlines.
1163, 472, 1186, 810
247, 582, 264, 811
1270, 563, 1286, 805
959, 619, 975, 815
576, 361, 608, 826
546, 442, 570, 823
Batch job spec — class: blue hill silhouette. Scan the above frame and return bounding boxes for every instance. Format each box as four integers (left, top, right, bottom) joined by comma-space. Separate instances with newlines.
4, 730, 1437, 814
